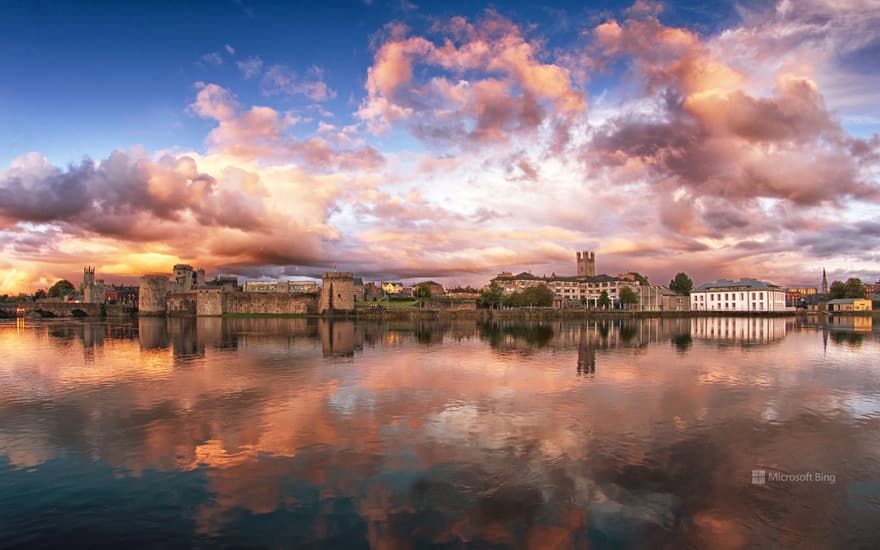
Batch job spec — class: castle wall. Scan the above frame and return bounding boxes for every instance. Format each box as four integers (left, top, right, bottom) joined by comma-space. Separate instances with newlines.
223, 291, 317, 315
319, 272, 355, 314
139, 276, 170, 316
196, 290, 224, 316
166, 293, 196, 316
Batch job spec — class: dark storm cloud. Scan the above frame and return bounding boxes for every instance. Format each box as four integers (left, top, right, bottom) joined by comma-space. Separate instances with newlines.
793, 220, 880, 258
0, 151, 267, 239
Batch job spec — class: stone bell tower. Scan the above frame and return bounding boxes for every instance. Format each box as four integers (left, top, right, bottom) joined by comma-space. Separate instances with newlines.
83, 266, 95, 285
576, 251, 596, 277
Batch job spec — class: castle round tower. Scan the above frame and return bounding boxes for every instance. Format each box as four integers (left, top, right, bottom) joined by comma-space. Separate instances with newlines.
139, 275, 170, 315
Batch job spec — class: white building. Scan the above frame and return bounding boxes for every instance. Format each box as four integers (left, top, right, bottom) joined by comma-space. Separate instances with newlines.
690, 279, 787, 312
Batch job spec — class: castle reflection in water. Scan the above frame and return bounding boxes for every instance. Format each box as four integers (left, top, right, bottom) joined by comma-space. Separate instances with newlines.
33, 314, 875, 377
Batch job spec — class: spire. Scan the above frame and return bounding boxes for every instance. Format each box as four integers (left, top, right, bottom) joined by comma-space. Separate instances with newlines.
821, 268, 828, 294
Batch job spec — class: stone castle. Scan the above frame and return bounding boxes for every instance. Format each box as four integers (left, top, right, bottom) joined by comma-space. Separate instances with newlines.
82, 266, 106, 304
140, 266, 355, 316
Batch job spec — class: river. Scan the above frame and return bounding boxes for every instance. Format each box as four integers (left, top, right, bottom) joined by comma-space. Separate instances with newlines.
0, 316, 878, 548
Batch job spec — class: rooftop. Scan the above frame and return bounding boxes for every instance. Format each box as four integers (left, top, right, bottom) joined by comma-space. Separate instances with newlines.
827, 298, 871, 305
694, 279, 782, 291
491, 272, 628, 283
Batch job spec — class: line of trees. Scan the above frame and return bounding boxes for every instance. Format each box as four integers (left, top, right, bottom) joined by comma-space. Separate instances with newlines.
829, 278, 868, 299
0, 279, 75, 302
479, 282, 555, 308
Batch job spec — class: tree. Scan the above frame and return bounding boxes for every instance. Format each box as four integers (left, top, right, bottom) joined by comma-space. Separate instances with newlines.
630, 272, 650, 285
829, 280, 846, 299
47, 279, 75, 299
415, 284, 432, 298
522, 285, 554, 307
479, 282, 503, 309
33, 289, 47, 300
619, 286, 639, 306
669, 272, 694, 295
598, 290, 611, 309
844, 277, 867, 299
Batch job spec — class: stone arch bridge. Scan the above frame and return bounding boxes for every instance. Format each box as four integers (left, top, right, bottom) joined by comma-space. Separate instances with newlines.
0, 302, 102, 318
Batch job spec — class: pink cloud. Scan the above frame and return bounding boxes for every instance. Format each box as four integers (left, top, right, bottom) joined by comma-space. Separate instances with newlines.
357, 13, 585, 146
191, 83, 383, 172
586, 10, 879, 211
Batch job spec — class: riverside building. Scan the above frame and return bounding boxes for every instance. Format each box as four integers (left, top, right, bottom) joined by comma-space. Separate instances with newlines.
690, 279, 787, 312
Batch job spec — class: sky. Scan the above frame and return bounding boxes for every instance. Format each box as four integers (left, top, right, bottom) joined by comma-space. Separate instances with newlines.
0, 0, 878, 293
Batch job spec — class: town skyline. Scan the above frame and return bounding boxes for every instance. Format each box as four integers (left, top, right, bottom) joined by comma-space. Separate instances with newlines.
1, 0, 879, 293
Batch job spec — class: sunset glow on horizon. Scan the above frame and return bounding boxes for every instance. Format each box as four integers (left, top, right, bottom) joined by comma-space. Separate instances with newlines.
1, 0, 878, 293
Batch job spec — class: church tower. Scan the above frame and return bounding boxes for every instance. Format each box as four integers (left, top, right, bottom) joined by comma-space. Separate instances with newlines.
576, 251, 596, 277
83, 266, 97, 303
821, 268, 828, 295
83, 266, 95, 288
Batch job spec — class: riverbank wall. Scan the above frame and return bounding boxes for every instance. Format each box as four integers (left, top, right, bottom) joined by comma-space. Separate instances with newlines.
351, 308, 815, 321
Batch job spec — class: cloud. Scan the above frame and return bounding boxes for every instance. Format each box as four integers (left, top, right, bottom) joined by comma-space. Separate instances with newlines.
261, 65, 335, 101
224, 44, 236, 55
236, 56, 263, 79
199, 52, 224, 67
0, 148, 352, 288
793, 220, 880, 258
586, 9, 880, 211
356, 13, 585, 147
0, 150, 268, 240
191, 83, 381, 171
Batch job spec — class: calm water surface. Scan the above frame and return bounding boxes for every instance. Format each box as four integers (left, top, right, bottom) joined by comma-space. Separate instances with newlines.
1, 316, 878, 548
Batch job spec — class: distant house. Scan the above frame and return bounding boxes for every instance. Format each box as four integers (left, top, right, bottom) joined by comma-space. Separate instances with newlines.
638, 286, 690, 312
446, 287, 481, 299
827, 298, 872, 312
785, 287, 818, 307
381, 282, 405, 295
353, 277, 365, 302
206, 276, 240, 291
802, 293, 829, 312
104, 285, 139, 306
414, 280, 445, 296
364, 282, 385, 301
